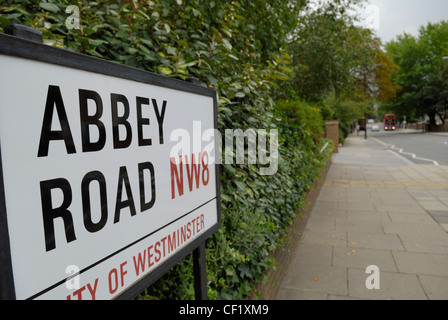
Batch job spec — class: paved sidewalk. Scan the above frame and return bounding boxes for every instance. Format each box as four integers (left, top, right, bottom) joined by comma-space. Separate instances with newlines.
276, 134, 448, 300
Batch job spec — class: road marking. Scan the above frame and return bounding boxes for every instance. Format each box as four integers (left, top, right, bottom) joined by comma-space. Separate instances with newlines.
369, 135, 440, 166
387, 150, 414, 165
389, 144, 440, 166
369, 135, 388, 146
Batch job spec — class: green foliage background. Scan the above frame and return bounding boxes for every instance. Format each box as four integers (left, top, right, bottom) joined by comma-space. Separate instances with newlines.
384, 21, 448, 125
1, 0, 336, 300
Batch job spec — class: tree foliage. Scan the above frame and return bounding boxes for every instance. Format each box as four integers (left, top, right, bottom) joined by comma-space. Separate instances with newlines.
286, 0, 399, 142
385, 21, 448, 124
288, 0, 397, 104
289, 0, 361, 101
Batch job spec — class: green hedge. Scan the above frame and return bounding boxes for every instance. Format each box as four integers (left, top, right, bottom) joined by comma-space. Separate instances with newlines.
140, 100, 332, 300
0, 0, 331, 300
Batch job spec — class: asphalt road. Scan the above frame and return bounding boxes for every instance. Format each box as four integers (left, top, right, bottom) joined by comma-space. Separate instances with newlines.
367, 129, 448, 166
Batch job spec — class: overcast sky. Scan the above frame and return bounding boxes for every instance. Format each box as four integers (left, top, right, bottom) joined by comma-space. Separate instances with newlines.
359, 0, 448, 44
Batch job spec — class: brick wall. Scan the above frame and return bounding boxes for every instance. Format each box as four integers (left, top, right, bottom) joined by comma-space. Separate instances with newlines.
429, 121, 448, 132
325, 120, 339, 153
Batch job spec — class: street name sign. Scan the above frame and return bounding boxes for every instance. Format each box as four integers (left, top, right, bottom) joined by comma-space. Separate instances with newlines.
0, 31, 220, 300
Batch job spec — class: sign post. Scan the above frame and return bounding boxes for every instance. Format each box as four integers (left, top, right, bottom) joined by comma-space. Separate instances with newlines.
193, 243, 208, 300
0, 26, 220, 300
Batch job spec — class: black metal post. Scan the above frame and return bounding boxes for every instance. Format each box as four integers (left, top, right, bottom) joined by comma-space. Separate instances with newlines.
193, 242, 208, 300
365, 114, 368, 140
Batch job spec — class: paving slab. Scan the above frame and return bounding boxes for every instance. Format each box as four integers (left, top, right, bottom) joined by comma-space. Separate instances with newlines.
312, 208, 348, 220
372, 194, 420, 206
347, 269, 428, 300
399, 234, 448, 255
276, 288, 328, 300
290, 244, 333, 266
388, 212, 440, 225
305, 217, 336, 232
428, 189, 448, 199
345, 211, 391, 223
401, 241, 448, 255
317, 188, 347, 202
418, 200, 448, 211
382, 221, 448, 237
300, 230, 347, 247
338, 202, 378, 212
332, 246, 398, 272
346, 196, 378, 205
375, 203, 428, 214
393, 251, 448, 277
418, 275, 448, 300
427, 211, 448, 224
327, 294, 366, 300
407, 189, 438, 201
335, 219, 384, 234
312, 201, 341, 212
281, 264, 348, 296
347, 232, 404, 251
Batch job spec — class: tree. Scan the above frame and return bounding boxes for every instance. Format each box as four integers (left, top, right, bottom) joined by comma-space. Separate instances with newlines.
385, 21, 448, 126
290, 0, 365, 101
373, 48, 402, 102
350, 28, 401, 102
289, 0, 399, 105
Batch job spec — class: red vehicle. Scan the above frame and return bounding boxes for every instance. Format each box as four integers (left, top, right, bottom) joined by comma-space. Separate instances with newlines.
384, 114, 396, 131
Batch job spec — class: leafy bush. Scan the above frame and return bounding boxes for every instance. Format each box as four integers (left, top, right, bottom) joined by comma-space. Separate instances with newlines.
322, 95, 376, 143
1, 0, 331, 299
141, 99, 331, 300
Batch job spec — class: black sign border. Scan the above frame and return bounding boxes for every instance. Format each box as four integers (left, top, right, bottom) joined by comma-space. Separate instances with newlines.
0, 32, 221, 300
